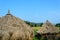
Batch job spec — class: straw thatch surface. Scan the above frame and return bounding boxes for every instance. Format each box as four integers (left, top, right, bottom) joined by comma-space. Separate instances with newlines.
0, 10, 34, 40
37, 20, 60, 34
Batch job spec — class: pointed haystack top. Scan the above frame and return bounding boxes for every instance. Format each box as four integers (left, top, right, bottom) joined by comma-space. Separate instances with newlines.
6, 10, 11, 15
46, 20, 49, 23
37, 20, 60, 34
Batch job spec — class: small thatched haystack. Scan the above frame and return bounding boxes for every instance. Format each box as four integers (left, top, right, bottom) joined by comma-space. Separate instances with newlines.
37, 20, 60, 34
37, 20, 60, 40
0, 10, 34, 40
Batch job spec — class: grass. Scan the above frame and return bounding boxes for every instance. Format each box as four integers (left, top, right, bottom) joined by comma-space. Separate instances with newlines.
32, 27, 60, 30
57, 27, 60, 30
32, 27, 40, 31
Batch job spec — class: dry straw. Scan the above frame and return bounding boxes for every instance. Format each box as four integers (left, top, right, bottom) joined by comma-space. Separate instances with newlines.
0, 10, 34, 40
37, 20, 60, 34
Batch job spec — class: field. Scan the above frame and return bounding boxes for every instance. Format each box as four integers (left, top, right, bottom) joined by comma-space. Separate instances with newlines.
32, 27, 60, 30
32, 27, 40, 31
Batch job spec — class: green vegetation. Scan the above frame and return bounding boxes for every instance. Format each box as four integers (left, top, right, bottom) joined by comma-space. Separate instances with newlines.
25, 21, 60, 27
24, 21, 60, 40
24, 21, 43, 27
32, 27, 40, 31
55, 23, 60, 27
32, 27, 60, 31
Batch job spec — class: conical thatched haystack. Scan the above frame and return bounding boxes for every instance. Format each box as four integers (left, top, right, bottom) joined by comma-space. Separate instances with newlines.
0, 10, 34, 40
37, 20, 60, 34
37, 20, 60, 40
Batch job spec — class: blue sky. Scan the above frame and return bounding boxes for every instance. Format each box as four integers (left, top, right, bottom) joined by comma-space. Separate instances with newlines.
0, 0, 60, 23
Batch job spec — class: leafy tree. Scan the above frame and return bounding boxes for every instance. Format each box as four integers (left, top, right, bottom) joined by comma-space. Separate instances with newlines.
55, 23, 60, 27
24, 21, 43, 27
